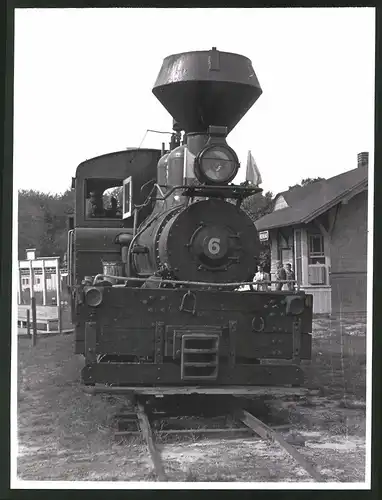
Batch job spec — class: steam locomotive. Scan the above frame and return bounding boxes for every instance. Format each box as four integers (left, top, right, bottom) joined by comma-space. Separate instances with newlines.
67, 48, 313, 389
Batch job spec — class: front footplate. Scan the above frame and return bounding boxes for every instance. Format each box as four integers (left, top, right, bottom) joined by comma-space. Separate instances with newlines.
82, 362, 305, 386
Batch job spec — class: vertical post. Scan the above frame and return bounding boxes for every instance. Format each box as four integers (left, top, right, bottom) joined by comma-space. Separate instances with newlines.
270, 234, 278, 291
29, 260, 34, 303
26, 309, 31, 338
56, 259, 62, 334
42, 260, 47, 306
18, 266, 22, 305
55, 259, 60, 305
301, 229, 309, 288
31, 297, 37, 346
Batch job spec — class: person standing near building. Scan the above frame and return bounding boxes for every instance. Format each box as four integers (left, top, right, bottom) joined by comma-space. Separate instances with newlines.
274, 261, 286, 290
284, 263, 296, 291
254, 264, 270, 291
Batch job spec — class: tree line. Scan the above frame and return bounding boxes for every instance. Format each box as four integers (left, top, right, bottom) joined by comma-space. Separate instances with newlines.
18, 188, 74, 260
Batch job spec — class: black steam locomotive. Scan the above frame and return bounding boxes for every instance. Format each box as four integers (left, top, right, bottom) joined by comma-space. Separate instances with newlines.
67, 48, 313, 389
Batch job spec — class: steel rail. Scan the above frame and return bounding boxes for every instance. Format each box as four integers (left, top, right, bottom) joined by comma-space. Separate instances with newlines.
238, 409, 325, 482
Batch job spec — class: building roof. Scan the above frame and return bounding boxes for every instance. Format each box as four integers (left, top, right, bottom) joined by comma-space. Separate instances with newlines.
255, 165, 368, 231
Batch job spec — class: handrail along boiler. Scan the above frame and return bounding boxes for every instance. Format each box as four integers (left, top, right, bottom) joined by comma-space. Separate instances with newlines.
68, 48, 313, 388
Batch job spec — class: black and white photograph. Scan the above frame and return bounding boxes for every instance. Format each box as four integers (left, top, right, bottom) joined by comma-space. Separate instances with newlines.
11, 7, 375, 488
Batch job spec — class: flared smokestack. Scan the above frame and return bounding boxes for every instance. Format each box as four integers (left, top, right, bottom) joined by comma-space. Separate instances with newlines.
152, 48, 262, 135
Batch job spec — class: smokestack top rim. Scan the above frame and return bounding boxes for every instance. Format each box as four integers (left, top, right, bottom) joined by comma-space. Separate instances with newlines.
159, 48, 254, 65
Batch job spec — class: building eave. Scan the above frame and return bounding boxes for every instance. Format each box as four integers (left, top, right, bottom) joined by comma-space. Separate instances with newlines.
255, 178, 368, 231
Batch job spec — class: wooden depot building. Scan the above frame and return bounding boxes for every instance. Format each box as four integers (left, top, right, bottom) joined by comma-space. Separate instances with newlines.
255, 153, 368, 317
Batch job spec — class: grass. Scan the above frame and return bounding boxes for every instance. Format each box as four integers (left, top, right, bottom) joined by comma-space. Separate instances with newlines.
17, 337, 130, 472
303, 316, 366, 400
16, 315, 367, 482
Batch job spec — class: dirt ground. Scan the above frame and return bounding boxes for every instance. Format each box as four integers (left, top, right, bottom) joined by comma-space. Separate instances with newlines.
16, 316, 367, 483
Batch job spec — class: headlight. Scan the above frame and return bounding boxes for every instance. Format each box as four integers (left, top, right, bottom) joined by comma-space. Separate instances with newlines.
84, 287, 103, 307
194, 145, 239, 185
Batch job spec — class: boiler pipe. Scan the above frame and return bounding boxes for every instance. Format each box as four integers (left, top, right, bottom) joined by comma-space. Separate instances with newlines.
92, 274, 300, 291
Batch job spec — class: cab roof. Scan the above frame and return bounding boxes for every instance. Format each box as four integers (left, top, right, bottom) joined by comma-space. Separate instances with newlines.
75, 148, 162, 177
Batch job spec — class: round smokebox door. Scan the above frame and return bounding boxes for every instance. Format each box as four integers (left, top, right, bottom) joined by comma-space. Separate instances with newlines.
190, 225, 231, 269
158, 199, 260, 283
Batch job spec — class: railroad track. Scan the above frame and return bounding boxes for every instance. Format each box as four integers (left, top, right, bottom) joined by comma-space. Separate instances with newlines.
87, 387, 326, 482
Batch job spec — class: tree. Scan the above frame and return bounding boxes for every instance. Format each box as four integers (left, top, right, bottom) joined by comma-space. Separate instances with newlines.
242, 190, 274, 272
288, 177, 324, 190
103, 186, 123, 207
18, 188, 74, 260
242, 190, 274, 222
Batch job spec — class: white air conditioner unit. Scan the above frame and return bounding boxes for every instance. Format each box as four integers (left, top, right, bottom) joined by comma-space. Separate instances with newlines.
308, 265, 326, 285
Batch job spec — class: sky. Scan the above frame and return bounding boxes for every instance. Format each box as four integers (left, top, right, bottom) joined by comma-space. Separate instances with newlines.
13, 7, 375, 196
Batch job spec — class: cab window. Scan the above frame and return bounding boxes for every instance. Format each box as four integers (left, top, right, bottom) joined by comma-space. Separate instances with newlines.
85, 179, 123, 219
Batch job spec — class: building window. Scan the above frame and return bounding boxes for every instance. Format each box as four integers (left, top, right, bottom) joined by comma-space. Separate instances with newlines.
308, 233, 325, 265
